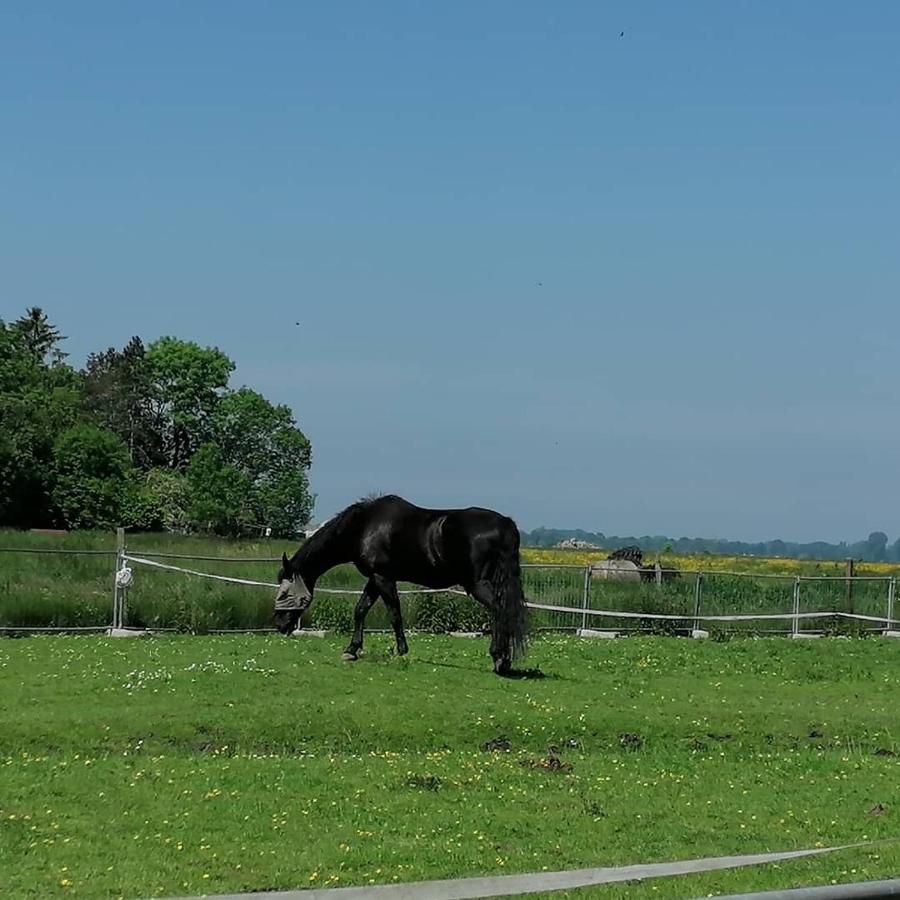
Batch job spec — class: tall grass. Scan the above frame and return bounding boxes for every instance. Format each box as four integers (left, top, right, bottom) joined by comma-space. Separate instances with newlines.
0, 530, 894, 634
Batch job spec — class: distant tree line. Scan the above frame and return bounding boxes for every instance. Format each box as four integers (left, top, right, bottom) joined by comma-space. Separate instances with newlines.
521, 527, 898, 563
0, 307, 314, 536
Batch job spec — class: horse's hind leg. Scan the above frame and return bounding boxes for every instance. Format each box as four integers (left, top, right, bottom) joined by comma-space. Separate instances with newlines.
471, 580, 510, 676
343, 579, 379, 661
376, 577, 409, 657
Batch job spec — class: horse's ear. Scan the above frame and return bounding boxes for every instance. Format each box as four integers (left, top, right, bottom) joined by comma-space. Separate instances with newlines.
282, 552, 290, 570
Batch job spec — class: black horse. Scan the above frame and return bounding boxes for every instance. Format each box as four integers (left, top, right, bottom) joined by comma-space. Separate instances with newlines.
273, 495, 528, 675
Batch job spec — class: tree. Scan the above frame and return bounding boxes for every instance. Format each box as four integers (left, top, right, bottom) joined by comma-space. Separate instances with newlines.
256, 463, 315, 537
11, 306, 67, 363
209, 387, 314, 536
142, 468, 189, 532
0, 317, 80, 527
52, 425, 133, 529
82, 336, 163, 469
146, 337, 235, 470
1, 310, 317, 534
185, 443, 253, 536
865, 531, 888, 562
110, 468, 191, 533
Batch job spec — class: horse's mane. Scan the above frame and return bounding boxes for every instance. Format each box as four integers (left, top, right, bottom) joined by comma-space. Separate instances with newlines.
292, 494, 392, 565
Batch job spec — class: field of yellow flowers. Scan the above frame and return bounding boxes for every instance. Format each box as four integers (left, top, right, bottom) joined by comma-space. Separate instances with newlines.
521, 546, 900, 577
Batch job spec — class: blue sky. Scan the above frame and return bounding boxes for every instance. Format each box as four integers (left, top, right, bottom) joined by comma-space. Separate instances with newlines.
2, 2, 899, 542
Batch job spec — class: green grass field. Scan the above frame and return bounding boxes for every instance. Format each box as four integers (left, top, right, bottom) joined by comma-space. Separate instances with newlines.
2, 633, 899, 899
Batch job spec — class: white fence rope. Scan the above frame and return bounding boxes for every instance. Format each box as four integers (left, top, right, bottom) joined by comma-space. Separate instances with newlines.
124, 555, 276, 588
159, 842, 880, 900
123, 555, 470, 596
133, 552, 281, 563
121, 554, 900, 627
525, 601, 900, 626
0, 547, 116, 555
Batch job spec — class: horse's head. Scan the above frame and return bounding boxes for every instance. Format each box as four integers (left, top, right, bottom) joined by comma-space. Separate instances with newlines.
273, 552, 312, 635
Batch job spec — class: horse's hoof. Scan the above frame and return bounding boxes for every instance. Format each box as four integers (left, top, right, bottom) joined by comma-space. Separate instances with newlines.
493, 658, 511, 676
341, 652, 358, 662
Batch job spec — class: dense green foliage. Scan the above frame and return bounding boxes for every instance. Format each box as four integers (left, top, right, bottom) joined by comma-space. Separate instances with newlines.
1, 635, 898, 898
0, 308, 314, 536
0, 311, 81, 527
51, 425, 133, 530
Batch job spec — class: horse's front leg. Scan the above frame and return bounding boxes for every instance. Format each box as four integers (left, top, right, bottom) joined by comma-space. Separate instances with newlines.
342, 578, 379, 661
375, 577, 408, 657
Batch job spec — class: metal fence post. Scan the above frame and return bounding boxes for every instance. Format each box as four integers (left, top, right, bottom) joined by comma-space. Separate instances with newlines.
692, 572, 703, 634
792, 576, 801, 638
886, 577, 896, 633
114, 527, 126, 630
845, 557, 855, 617
581, 565, 591, 631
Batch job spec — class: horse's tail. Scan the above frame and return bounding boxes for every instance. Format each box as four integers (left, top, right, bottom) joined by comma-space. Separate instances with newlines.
491, 526, 529, 660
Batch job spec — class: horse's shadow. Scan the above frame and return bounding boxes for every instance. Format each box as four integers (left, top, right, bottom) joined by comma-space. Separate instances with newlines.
418, 657, 560, 681
502, 666, 548, 680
